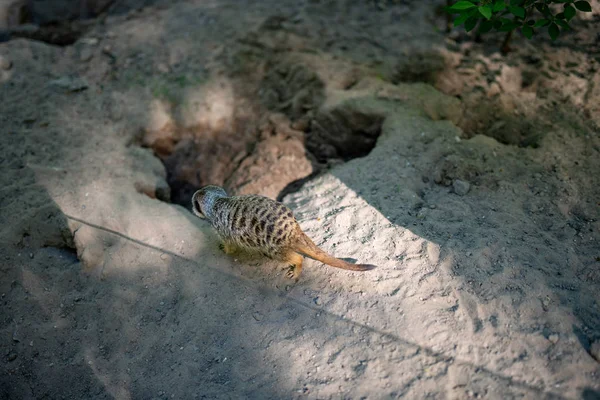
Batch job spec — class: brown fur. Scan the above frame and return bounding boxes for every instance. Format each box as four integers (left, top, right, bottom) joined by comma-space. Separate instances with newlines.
192, 185, 377, 280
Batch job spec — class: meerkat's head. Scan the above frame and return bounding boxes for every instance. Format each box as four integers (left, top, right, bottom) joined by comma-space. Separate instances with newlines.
191, 185, 227, 220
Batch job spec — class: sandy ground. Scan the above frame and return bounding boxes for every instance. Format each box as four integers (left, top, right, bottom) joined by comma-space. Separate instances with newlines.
1, 0, 600, 399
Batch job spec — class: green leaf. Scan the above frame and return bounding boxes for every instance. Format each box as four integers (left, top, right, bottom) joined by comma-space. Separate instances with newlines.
479, 19, 494, 33
448, 1, 477, 11
493, 0, 506, 12
564, 5, 576, 20
454, 12, 471, 26
556, 19, 571, 30
548, 23, 559, 40
574, 1, 592, 12
555, 12, 566, 20
521, 25, 533, 39
478, 5, 493, 19
465, 16, 479, 32
534, 18, 550, 27
498, 21, 519, 31
508, 5, 525, 18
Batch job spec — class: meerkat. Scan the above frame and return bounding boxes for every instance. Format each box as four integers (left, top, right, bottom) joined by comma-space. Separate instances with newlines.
191, 185, 377, 280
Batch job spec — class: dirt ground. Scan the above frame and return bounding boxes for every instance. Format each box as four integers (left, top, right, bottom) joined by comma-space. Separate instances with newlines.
1, 0, 600, 398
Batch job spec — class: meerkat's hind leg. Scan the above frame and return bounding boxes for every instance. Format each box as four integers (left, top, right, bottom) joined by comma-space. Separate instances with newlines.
219, 241, 237, 255
280, 250, 303, 281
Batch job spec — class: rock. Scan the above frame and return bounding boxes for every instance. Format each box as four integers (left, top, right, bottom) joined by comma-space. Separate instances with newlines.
252, 312, 263, 321
453, 179, 470, 196
48, 76, 89, 92
498, 65, 522, 93
590, 340, 600, 362
7, 352, 17, 362
79, 47, 93, 62
80, 37, 99, 45
487, 82, 501, 98
226, 134, 313, 199
548, 334, 559, 344
0, 55, 12, 71
541, 298, 550, 311
156, 63, 170, 74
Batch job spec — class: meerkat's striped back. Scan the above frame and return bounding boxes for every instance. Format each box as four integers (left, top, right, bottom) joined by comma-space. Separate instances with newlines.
192, 185, 377, 280
211, 195, 300, 254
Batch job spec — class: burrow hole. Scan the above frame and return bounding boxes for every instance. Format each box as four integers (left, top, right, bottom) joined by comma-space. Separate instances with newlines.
140, 62, 384, 207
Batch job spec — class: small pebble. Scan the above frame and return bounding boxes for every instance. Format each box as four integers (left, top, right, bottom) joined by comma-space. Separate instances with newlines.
156, 63, 170, 74
548, 334, 559, 344
80, 37, 99, 45
453, 179, 471, 196
79, 47, 94, 62
7, 353, 17, 362
48, 76, 89, 92
541, 298, 550, 311
252, 312, 263, 321
0, 56, 12, 71
314, 297, 322, 306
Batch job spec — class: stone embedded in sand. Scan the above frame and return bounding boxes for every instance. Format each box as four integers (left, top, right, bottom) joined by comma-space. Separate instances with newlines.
72, 224, 109, 275
227, 132, 314, 199
0, 55, 12, 71
498, 65, 522, 94
79, 47, 93, 62
453, 179, 470, 196
48, 76, 89, 92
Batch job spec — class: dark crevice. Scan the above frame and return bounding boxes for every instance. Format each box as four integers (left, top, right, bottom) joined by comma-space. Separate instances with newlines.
145, 104, 384, 207
307, 109, 384, 162
0, 0, 170, 46
1, 21, 92, 46
139, 35, 384, 206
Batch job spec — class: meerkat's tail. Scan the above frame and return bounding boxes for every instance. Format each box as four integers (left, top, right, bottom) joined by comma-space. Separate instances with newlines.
293, 234, 377, 271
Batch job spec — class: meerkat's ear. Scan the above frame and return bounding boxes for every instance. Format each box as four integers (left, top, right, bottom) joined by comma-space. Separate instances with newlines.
191, 192, 206, 219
